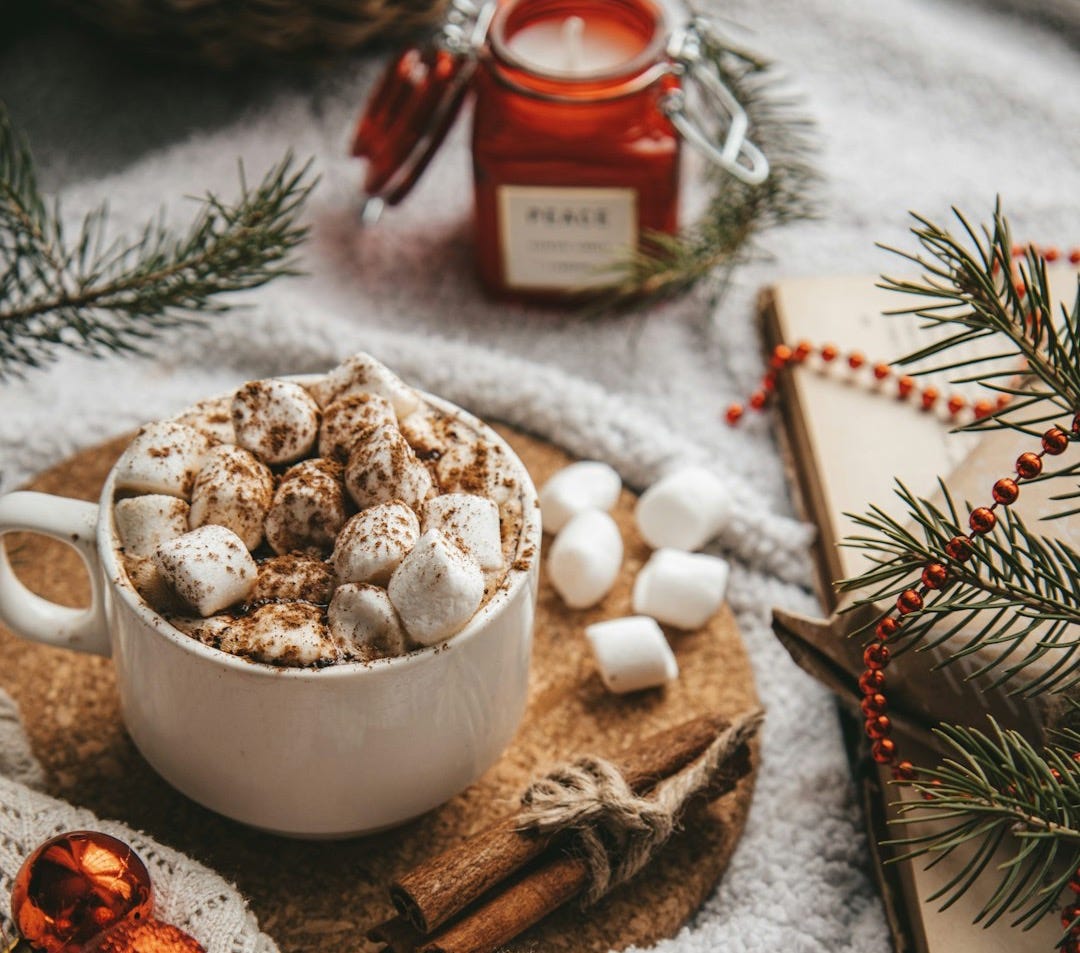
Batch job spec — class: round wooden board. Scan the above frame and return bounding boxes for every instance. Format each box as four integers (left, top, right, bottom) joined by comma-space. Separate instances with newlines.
0, 426, 759, 953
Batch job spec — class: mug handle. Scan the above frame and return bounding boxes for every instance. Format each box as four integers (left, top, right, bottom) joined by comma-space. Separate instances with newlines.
0, 491, 111, 657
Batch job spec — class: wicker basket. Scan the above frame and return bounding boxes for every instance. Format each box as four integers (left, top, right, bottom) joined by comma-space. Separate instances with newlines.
51, 0, 449, 67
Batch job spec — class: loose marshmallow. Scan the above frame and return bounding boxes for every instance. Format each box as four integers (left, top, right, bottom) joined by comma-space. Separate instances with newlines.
265, 458, 348, 556
174, 396, 236, 443
635, 466, 729, 552
189, 444, 274, 550
388, 530, 485, 645
345, 423, 433, 511
632, 549, 730, 630
422, 494, 503, 571
113, 421, 213, 499
153, 524, 257, 616
222, 603, 340, 666
547, 510, 623, 610
115, 495, 190, 557
231, 378, 321, 465
310, 352, 420, 418
328, 583, 408, 658
539, 461, 622, 534
250, 554, 335, 604
318, 392, 397, 460
398, 407, 448, 460
333, 502, 420, 586
585, 616, 679, 694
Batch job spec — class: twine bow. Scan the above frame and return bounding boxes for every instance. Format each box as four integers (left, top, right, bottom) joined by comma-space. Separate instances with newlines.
517, 709, 764, 904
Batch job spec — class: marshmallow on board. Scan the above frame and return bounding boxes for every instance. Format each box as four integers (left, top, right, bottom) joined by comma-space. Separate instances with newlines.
635, 466, 728, 552
538, 460, 622, 534
585, 616, 679, 694
632, 549, 730, 630
547, 509, 623, 609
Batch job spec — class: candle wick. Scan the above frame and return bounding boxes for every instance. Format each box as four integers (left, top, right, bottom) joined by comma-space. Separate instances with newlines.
562, 16, 585, 73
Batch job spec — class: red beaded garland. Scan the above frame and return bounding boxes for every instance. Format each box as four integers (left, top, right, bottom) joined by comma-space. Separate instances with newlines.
820, 343, 838, 362
865, 714, 892, 740
921, 563, 948, 590
858, 669, 886, 694
897, 375, 915, 398
871, 739, 897, 764
864, 643, 889, 669
875, 617, 899, 640
969, 507, 997, 535
991, 478, 1019, 505
1015, 451, 1042, 480
897, 589, 923, 614
1043, 427, 1070, 455
872, 362, 890, 381
861, 693, 888, 716
945, 535, 974, 561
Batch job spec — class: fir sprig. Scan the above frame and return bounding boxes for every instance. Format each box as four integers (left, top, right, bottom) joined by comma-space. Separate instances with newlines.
878, 202, 1080, 438
840, 482, 1080, 696
594, 26, 819, 311
839, 205, 1080, 939
0, 102, 315, 378
889, 720, 1080, 935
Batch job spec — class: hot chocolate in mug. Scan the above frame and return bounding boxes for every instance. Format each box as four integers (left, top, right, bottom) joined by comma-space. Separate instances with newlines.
0, 385, 541, 838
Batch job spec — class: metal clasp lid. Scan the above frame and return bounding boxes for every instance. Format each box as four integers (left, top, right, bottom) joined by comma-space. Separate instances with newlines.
351, 0, 496, 222
662, 18, 770, 186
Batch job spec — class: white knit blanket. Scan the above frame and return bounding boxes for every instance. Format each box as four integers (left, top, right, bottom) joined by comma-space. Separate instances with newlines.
1, 0, 1078, 950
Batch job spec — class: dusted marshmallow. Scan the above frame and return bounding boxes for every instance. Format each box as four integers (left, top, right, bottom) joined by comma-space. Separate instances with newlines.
635, 466, 729, 552
231, 378, 320, 465
632, 549, 730, 630
123, 555, 188, 615
310, 352, 420, 419
265, 458, 348, 556
174, 396, 236, 443
398, 408, 448, 460
328, 583, 408, 658
318, 392, 397, 460
115, 495, 190, 558
221, 603, 339, 666
189, 444, 274, 550
333, 502, 420, 586
153, 525, 257, 617
423, 493, 503, 571
436, 436, 518, 505
113, 421, 213, 499
547, 510, 623, 609
388, 530, 485, 645
539, 461, 622, 534
250, 554, 335, 604
345, 423, 433, 511
585, 616, 679, 694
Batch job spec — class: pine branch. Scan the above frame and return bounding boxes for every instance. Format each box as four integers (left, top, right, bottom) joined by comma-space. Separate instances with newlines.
888, 719, 1080, 935
878, 201, 1080, 437
591, 25, 819, 312
840, 482, 1080, 696
0, 102, 316, 379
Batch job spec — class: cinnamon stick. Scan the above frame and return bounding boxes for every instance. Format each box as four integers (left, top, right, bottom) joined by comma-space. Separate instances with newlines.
392, 713, 728, 934
367, 916, 425, 953
417, 734, 753, 953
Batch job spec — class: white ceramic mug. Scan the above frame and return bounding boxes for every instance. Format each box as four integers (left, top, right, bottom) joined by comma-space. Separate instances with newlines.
0, 392, 541, 838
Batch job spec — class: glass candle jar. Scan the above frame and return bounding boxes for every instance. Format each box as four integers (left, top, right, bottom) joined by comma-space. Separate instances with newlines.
472, 0, 677, 298
352, 0, 768, 303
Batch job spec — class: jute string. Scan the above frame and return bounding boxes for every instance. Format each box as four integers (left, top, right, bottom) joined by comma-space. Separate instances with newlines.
517, 709, 764, 904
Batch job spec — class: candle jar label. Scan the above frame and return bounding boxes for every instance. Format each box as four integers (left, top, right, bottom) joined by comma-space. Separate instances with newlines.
497, 185, 638, 290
